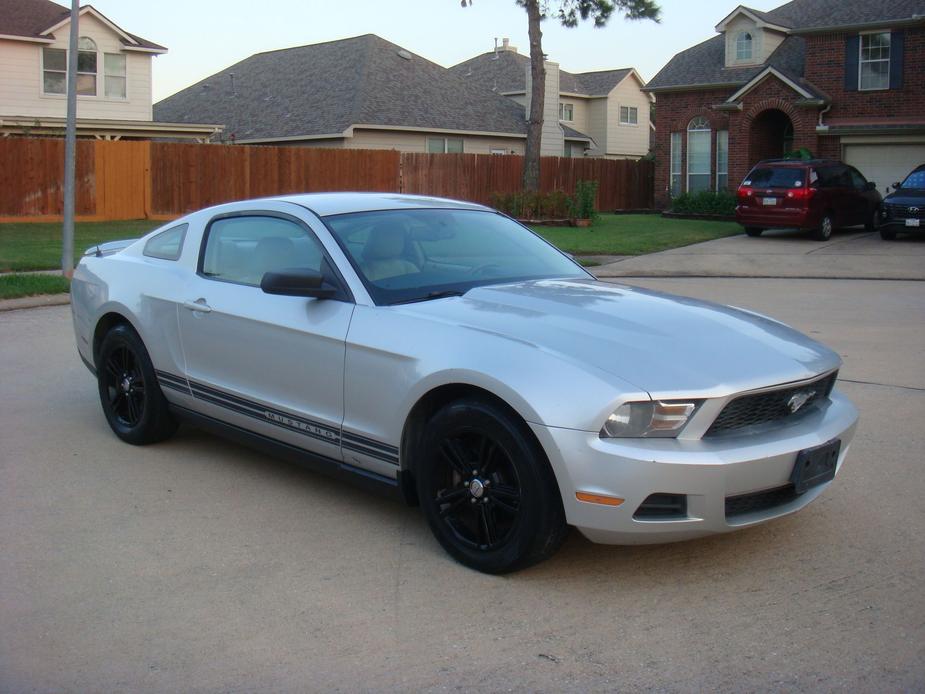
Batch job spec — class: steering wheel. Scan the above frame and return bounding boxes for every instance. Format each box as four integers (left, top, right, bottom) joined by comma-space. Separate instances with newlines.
470, 263, 502, 276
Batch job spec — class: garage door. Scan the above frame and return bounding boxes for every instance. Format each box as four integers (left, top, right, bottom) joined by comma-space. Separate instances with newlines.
844, 143, 925, 195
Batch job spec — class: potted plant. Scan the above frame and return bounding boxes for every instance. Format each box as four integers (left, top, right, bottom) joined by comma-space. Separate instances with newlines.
570, 180, 599, 227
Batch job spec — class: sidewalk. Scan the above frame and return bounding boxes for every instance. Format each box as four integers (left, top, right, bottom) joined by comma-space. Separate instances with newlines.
592, 229, 925, 281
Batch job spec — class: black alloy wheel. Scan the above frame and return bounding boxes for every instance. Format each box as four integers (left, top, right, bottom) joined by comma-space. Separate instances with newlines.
97, 324, 178, 445
417, 399, 567, 574
102, 344, 146, 429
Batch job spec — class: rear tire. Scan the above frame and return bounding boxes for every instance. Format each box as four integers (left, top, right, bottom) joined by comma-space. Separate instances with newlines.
812, 213, 834, 241
865, 210, 878, 232
416, 398, 567, 574
744, 227, 763, 237
880, 228, 897, 240
97, 324, 178, 445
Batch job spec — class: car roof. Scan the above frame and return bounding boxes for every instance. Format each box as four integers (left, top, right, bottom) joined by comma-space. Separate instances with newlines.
753, 159, 842, 168
255, 192, 491, 217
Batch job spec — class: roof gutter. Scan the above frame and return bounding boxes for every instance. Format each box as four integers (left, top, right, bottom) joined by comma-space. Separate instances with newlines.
790, 16, 925, 35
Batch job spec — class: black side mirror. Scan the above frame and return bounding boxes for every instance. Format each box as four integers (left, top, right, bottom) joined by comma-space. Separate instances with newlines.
892, 181, 902, 190
864, 181, 877, 191
261, 268, 338, 299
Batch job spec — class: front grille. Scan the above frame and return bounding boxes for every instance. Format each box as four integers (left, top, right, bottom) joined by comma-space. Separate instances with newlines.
705, 371, 837, 437
726, 484, 799, 519
634, 493, 687, 520
885, 203, 922, 221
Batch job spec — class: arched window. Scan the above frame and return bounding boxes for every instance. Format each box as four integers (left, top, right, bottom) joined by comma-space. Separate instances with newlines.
687, 116, 711, 193
736, 31, 753, 61
76, 36, 97, 96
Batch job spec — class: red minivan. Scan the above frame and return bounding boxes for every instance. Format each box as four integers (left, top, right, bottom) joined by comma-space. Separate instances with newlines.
735, 159, 882, 241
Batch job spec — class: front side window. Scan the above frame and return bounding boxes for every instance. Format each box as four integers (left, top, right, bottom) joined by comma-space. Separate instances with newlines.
42, 47, 67, 94
859, 32, 890, 90
104, 53, 127, 98
324, 209, 586, 305
427, 137, 463, 154
687, 116, 711, 193
620, 106, 638, 125
559, 102, 574, 121
716, 130, 729, 191
670, 132, 682, 197
76, 37, 97, 96
736, 32, 753, 61
143, 224, 188, 261
201, 216, 325, 286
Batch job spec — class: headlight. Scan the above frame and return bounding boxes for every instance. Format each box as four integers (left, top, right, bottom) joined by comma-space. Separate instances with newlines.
600, 400, 700, 438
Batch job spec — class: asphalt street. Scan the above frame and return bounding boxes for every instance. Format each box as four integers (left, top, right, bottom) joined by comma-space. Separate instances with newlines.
1, 276, 924, 692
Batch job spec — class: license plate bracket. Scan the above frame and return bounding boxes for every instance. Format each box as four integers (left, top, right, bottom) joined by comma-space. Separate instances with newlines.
790, 439, 840, 495
905, 218, 920, 227
762, 197, 777, 206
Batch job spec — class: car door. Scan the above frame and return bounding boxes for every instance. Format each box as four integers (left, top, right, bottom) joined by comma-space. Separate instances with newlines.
177, 209, 354, 462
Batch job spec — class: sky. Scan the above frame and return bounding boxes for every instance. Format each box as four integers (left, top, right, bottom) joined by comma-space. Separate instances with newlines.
84, 0, 785, 102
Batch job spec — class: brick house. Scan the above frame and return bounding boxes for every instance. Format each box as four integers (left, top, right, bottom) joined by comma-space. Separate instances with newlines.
645, 0, 925, 208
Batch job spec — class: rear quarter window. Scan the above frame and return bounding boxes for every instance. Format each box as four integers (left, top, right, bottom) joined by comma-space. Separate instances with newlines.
143, 224, 188, 261
743, 167, 806, 188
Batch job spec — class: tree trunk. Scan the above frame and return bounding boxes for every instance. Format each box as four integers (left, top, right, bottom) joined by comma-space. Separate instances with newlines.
523, 0, 544, 192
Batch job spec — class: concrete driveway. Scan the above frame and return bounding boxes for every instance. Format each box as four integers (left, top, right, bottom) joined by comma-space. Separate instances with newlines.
2, 277, 924, 691
594, 228, 925, 280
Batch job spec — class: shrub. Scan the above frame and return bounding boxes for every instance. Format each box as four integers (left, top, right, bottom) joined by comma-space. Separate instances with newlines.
670, 190, 736, 216
571, 180, 599, 221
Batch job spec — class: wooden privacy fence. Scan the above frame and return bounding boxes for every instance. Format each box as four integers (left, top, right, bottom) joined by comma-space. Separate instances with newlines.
0, 138, 654, 221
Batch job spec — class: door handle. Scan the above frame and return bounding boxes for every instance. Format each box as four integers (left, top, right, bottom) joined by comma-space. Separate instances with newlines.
183, 298, 212, 313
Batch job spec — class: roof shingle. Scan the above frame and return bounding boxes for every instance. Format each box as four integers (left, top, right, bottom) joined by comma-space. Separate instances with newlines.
155, 35, 535, 141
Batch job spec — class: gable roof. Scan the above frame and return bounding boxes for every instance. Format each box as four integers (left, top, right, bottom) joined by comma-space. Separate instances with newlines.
0, 0, 164, 50
448, 50, 634, 97
647, 0, 925, 92
154, 34, 537, 142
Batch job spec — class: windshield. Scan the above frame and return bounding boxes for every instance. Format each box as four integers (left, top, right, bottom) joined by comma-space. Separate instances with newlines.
743, 167, 806, 188
901, 168, 925, 190
323, 209, 588, 305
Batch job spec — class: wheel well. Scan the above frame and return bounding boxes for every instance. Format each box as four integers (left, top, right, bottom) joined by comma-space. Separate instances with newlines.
92, 312, 133, 366
399, 383, 551, 506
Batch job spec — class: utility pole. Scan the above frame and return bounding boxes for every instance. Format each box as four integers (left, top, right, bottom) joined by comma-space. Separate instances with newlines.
61, 0, 79, 277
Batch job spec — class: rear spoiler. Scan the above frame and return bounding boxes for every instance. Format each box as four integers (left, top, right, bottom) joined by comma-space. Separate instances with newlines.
83, 238, 138, 258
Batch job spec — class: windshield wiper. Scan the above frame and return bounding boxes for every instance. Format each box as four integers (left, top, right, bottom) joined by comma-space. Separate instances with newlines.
390, 290, 466, 305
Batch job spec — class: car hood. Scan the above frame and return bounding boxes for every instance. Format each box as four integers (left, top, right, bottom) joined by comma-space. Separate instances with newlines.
883, 188, 925, 206
397, 278, 840, 397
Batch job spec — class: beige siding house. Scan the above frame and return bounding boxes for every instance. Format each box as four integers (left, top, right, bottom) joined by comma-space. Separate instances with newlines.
0, 0, 220, 140
450, 40, 654, 159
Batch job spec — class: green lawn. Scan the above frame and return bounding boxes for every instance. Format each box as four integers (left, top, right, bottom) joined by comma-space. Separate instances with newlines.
0, 273, 70, 300
0, 219, 162, 272
530, 214, 740, 256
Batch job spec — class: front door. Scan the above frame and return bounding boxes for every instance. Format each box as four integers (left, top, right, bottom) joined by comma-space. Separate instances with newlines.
177, 212, 354, 461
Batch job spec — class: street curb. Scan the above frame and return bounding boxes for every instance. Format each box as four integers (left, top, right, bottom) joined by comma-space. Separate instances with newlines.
0, 293, 70, 312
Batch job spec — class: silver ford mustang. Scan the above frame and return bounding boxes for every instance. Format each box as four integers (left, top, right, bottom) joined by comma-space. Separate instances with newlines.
71, 193, 858, 573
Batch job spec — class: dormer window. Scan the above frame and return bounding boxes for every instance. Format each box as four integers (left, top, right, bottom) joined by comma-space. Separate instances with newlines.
736, 32, 753, 61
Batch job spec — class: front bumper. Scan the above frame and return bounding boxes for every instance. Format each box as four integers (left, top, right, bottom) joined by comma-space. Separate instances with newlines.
879, 219, 924, 233
531, 390, 858, 545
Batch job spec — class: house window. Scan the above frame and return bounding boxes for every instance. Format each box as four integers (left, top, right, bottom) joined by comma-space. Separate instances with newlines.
490, 148, 508, 155
427, 137, 463, 154
716, 130, 729, 191
619, 106, 638, 125
736, 32, 753, 61
42, 47, 67, 94
76, 37, 98, 96
859, 32, 890, 90
558, 103, 574, 121
687, 116, 711, 193
670, 132, 682, 198
104, 53, 126, 99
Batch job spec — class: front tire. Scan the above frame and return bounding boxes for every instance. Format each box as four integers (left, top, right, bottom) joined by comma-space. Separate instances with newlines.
744, 227, 763, 237
416, 399, 567, 574
813, 213, 834, 241
97, 324, 178, 445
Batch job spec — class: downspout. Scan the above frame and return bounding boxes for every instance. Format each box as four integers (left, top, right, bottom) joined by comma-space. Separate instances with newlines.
817, 103, 831, 130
